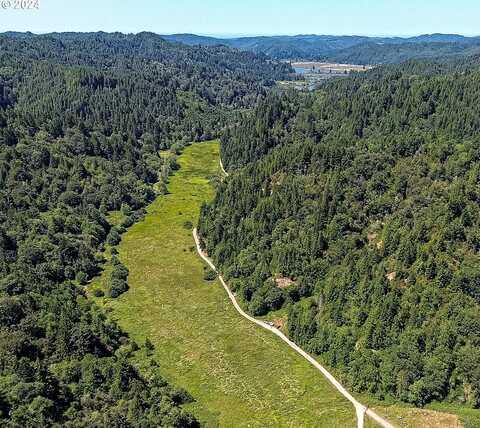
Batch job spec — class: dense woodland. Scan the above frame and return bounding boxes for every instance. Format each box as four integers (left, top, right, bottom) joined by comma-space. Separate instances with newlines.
1, 32, 291, 145
327, 41, 480, 66
0, 32, 289, 426
199, 59, 480, 408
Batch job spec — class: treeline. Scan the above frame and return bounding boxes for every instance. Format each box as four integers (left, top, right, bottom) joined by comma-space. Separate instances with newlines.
199, 59, 480, 408
0, 32, 287, 425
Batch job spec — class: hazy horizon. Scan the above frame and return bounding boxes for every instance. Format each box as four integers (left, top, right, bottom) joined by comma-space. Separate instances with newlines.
3, 30, 480, 39
1, 0, 479, 37
169, 32, 480, 38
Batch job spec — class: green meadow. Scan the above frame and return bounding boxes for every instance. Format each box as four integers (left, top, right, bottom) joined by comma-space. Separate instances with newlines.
90, 141, 356, 427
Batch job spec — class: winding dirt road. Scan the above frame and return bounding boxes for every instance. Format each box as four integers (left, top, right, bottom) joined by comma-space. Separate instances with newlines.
193, 228, 395, 428
219, 158, 229, 177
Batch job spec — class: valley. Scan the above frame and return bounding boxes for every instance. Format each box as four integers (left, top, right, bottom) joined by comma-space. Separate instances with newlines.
89, 141, 356, 427
1, 23, 480, 428
90, 141, 467, 428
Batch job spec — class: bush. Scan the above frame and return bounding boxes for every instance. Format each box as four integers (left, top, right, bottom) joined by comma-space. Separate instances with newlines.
118, 210, 145, 230
183, 221, 193, 230
108, 259, 129, 298
158, 181, 168, 195
93, 289, 105, 298
112, 263, 129, 281
109, 278, 129, 298
121, 203, 132, 216
249, 294, 268, 316
170, 143, 184, 155
121, 215, 135, 229
203, 268, 217, 281
106, 228, 121, 246
264, 287, 285, 311
144, 338, 155, 356
171, 388, 195, 405
75, 271, 88, 285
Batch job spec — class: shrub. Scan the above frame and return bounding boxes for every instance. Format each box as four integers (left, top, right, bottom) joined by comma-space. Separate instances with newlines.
106, 228, 121, 246
144, 338, 155, 356
158, 181, 168, 195
93, 289, 105, 298
121, 215, 135, 229
111, 263, 129, 281
109, 278, 129, 298
203, 268, 217, 281
121, 203, 132, 216
75, 271, 88, 285
108, 259, 129, 298
249, 294, 268, 316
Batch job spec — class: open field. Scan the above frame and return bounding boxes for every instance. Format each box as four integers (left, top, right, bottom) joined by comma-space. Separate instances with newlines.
279, 61, 374, 91
90, 141, 356, 427
291, 61, 373, 73
370, 406, 461, 428
364, 398, 480, 428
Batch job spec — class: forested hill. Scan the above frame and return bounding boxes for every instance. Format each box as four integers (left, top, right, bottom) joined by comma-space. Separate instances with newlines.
325, 41, 480, 66
162, 33, 480, 64
1, 31, 290, 84
198, 59, 480, 409
0, 32, 291, 146
0, 32, 287, 426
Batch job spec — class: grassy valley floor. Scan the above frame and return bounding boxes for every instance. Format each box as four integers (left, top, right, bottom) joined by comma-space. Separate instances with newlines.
90, 141, 356, 427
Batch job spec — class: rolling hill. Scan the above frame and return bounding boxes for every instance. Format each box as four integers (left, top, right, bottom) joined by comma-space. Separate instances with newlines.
161, 33, 480, 64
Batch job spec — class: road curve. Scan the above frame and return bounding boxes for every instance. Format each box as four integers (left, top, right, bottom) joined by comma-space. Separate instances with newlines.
219, 157, 229, 177
193, 228, 395, 428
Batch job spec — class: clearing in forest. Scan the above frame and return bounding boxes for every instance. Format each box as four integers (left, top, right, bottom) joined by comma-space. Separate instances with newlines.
90, 141, 356, 427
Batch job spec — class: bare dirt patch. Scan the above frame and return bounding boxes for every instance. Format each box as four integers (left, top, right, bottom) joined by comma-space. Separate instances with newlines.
386, 272, 397, 282
274, 276, 295, 289
374, 406, 462, 428
273, 318, 285, 330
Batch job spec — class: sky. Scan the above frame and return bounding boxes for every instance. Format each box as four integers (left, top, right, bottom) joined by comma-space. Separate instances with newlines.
1, 0, 479, 37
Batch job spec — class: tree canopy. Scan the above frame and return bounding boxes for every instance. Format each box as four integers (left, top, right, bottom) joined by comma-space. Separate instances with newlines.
199, 59, 480, 408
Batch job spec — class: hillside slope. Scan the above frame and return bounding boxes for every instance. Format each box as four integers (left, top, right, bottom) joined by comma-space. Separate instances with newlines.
161, 33, 480, 63
198, 61, 480, 426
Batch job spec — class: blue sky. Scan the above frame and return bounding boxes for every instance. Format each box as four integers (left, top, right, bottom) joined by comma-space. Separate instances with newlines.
1, 0, 479, 37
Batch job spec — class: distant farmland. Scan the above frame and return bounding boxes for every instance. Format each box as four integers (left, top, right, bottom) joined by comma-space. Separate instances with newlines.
292, 61, 374, 74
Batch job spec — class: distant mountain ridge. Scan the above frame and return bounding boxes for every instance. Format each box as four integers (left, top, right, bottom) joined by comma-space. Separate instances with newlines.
3, 31, 480, 65
161, 33, 480, 64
